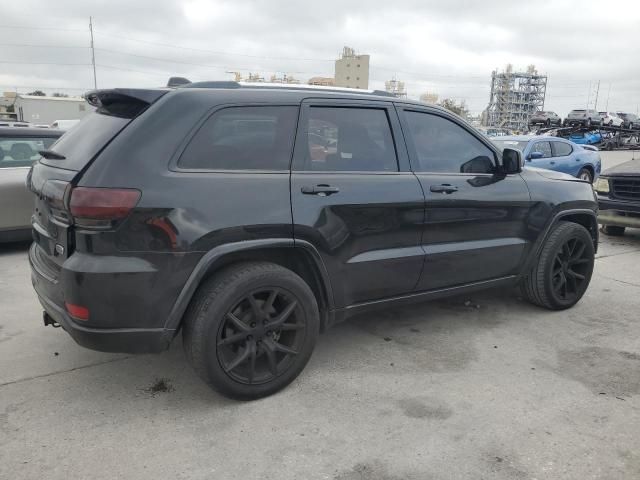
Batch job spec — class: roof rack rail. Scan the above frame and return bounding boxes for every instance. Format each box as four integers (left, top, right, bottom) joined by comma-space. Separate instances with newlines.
175, 79, 395, 97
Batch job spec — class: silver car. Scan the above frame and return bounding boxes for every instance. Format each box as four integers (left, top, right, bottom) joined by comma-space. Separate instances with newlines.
0, 127, 63, 242
564, 109, 604, 127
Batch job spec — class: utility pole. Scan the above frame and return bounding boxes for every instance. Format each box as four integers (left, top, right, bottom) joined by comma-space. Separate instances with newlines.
593, 80, 600, 111
89, 16, 97, 89
605, 83, 612, 111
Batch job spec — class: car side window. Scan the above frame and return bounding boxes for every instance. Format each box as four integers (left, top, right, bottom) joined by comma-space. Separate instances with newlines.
552, 141, 573, 157
178, 106, 298, 171
404, 110, 496, 174
301, 106, 398, 172
531, 141, 552, 158
0, 137, 56, 168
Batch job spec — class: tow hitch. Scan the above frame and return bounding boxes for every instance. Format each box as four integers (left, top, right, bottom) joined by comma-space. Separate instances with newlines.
43, 312, 61, 328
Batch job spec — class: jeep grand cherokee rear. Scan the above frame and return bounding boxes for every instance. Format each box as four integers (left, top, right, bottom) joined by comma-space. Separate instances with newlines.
29, 83, 598, 400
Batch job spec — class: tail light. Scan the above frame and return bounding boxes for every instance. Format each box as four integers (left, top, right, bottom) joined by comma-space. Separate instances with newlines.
69, 187, 140, 228
65, 302, 89, 321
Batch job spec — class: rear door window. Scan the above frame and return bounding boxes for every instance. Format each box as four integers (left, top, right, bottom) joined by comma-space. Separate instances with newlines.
0, 137, 57, 168
178, 106, 298, 171
552, 141, 573, 157
42, 113, 130, 170
299, 107, 398, 172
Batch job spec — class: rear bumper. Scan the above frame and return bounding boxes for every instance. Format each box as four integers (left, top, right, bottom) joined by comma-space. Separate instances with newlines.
597, 197, 640, 228
29, 243, 176, 353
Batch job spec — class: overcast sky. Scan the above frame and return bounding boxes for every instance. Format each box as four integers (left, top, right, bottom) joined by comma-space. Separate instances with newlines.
1, 0, 639, 115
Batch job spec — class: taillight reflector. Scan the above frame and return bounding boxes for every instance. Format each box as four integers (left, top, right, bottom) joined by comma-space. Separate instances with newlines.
65, 302, 89, 321
69, 187, 140, 220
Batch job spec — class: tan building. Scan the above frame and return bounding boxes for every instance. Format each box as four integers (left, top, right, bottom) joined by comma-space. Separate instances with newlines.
308, 77, 335, 87
334, 46, 369, 89
420, 92, 439, 104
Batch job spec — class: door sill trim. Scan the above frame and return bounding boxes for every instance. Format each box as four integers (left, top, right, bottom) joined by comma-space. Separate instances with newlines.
342, 276, 517, 312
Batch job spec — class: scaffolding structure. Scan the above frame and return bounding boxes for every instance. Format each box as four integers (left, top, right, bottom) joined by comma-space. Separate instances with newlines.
385, 79, 407, 98
485, 64, 547, 131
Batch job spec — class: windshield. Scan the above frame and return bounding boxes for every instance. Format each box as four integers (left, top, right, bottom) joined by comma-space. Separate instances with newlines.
491, 139, 529, 152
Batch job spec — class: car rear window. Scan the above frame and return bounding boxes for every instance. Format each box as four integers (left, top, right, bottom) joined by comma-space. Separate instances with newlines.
41, 112, 130, 171
0, 137, 57, 168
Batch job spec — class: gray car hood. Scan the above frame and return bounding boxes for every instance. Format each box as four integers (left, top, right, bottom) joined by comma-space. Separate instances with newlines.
602, 159, 640, 177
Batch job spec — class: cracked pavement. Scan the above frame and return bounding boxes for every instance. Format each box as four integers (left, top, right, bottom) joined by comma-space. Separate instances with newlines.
1, 151, 639, 480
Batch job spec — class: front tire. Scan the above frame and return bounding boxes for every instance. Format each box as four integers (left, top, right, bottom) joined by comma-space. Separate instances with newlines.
183, 262, 319, 400
578, 167, 593, 183
602, 225, 626, 236
520, 222, 595, 310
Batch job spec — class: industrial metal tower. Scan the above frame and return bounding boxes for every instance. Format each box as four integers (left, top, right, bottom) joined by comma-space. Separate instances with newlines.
485, 64, 547, 132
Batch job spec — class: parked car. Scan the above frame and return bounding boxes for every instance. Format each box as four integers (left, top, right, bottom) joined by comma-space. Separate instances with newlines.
492, 135, 601, 183
599, 112, 624, 127
29, 83, 598, 399
564, 109, 603, 127
0, 127, 63, 242
529, 111, 562, 127
595, 159, 640, 236
615, 112, 639, 130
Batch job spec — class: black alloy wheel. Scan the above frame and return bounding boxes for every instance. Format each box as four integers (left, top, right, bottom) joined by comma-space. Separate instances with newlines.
217, 288, 305, 385
550, 237, 591, 304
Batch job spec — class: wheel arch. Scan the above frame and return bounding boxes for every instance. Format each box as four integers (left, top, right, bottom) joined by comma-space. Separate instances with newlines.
163, 239, 335, 336
521, 208, 598, 278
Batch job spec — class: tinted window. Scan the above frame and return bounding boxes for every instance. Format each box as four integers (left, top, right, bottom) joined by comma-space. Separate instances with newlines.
0, 137, 57, 168
553, 141, 573, 156
405, 111, 495, 173
42, 112, 128, 171
532, 141, 552, 158
179, 106, 298, 170
302, 107, 398, 172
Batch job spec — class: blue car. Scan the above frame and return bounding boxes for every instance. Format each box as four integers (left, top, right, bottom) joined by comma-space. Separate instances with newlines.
569, 131, 602, 145
492, 135, 601, 183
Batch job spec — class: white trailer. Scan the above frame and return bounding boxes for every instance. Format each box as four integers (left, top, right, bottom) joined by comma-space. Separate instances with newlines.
15, 95, 94, 125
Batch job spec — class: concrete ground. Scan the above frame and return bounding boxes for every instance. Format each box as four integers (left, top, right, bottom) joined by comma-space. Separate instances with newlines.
1, 152, 639, 480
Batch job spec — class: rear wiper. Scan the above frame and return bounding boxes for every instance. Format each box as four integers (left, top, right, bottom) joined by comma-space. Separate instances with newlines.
39, 149, 66, 160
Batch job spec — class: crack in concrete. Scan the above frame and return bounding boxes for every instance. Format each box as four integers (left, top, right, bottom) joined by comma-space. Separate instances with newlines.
596, 273, 640, 289
0, 356, 133, 388
596, 249, 640, 260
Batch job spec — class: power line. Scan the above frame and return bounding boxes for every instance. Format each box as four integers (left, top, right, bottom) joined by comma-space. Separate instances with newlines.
93, 29, 335, 63
0, 43, 89, 49
0, 24, 86, 32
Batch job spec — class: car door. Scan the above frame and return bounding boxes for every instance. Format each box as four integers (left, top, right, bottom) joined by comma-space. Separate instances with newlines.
290, 100, 425, 307
526, 140, 556, 170
549, 140, 578, 176
397, 106, 531, 291
0, 136, 56, 232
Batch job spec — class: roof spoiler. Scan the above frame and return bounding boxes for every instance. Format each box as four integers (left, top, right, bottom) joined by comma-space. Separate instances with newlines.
84, 88, 168, 118
167, 76, 191, 87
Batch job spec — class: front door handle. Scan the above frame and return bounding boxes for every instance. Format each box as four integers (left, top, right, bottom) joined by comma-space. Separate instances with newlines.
301, 184, 340, 196
430, 184, 458, 194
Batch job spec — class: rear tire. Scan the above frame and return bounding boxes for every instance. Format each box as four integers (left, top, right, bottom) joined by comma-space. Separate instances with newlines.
182, 262, 319, 400
602, 225, 626, 236
520, 222, 594, 310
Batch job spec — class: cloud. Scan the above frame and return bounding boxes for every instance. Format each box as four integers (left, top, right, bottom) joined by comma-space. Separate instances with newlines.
1, 0, 638, 114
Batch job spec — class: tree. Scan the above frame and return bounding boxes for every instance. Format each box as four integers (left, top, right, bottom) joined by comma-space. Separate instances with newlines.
52, 92, 69, 98
27, 90, 46, 96
438, 98, 469, 119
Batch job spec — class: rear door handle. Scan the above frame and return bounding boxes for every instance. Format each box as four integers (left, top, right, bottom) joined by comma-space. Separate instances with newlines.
301, 184, 340, 196
430, 184, 458, 194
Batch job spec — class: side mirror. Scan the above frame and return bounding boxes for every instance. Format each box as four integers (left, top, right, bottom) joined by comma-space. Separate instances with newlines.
528, 151, 544, 160
502, 148, 522, 174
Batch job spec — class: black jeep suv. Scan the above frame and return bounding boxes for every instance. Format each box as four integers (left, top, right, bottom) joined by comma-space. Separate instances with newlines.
28, 82, 598, 399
